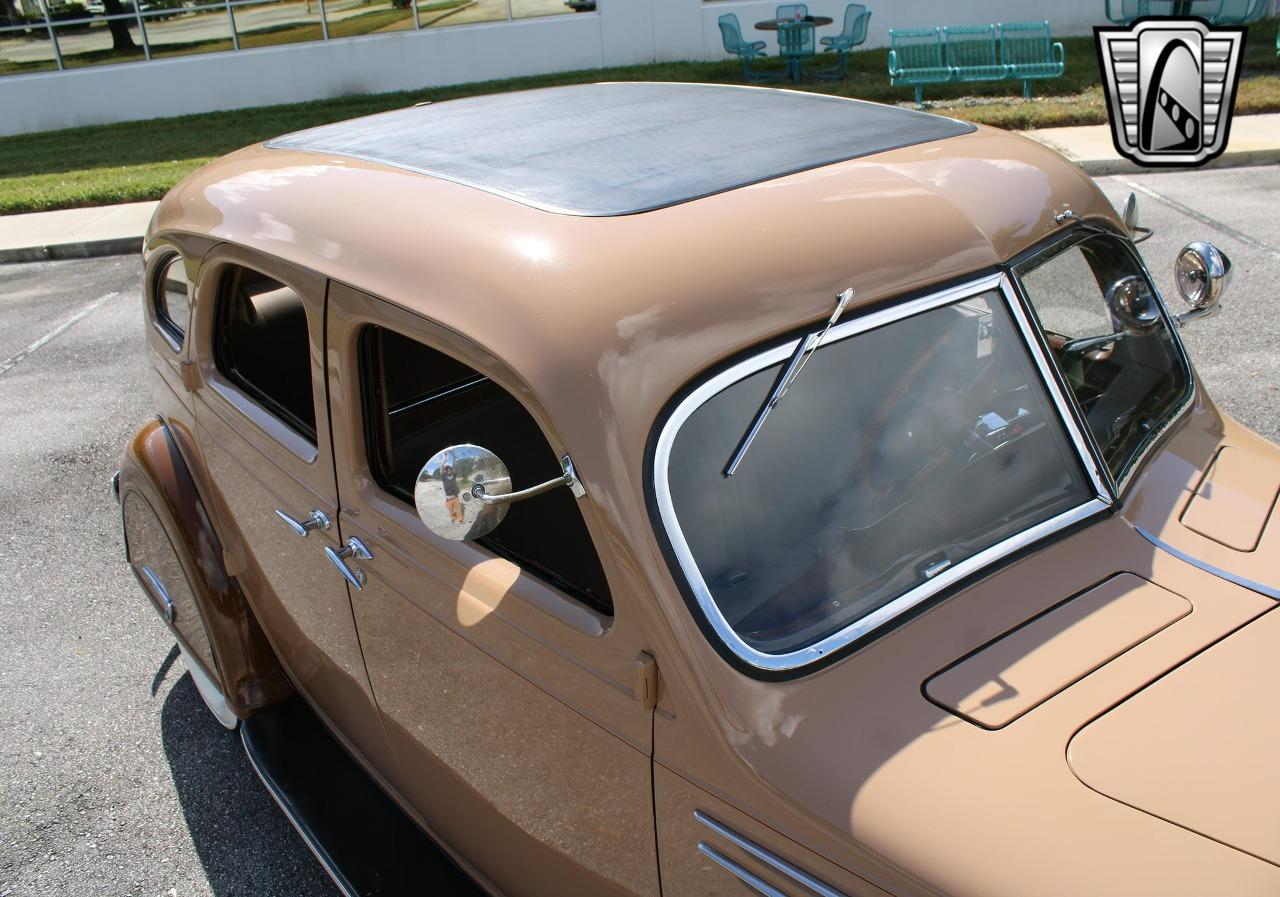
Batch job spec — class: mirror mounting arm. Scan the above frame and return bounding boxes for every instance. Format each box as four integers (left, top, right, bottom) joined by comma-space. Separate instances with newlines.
1173, 305, 1221, 328
471, 455, 586, 506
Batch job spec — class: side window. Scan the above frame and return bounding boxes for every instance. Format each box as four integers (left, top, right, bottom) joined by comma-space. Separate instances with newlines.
214, 266, 317, 443
1015, 233, 1191, 482
153, 255, 191, 346
361, 325, 613, 615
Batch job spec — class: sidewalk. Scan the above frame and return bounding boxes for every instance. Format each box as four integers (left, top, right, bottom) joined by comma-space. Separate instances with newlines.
0, 114, 1277, 265
0, 201, 154, 264
1020, 112, 1280, 176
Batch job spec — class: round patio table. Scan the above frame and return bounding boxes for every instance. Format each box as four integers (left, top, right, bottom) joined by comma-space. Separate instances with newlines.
755, 17, 832, 83
754, 15, 833, 30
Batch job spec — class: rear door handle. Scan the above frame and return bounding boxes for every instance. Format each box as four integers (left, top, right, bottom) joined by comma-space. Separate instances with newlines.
275, 508, 331, 537
325, 537, 372, 590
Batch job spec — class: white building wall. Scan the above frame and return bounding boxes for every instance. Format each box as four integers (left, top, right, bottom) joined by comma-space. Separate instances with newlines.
0, 0, 1140, 137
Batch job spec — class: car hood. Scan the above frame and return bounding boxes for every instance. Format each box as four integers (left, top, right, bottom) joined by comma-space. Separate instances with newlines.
1068, 605, 1280, 867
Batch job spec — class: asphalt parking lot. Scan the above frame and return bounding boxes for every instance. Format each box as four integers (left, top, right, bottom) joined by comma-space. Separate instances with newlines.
0, 163, 1277, 897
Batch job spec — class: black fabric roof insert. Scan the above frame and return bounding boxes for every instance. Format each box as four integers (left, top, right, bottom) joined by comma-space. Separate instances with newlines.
265, 82, 976, 217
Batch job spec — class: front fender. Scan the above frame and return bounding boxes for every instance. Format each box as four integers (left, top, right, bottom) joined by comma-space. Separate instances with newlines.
118, 417, 291, 718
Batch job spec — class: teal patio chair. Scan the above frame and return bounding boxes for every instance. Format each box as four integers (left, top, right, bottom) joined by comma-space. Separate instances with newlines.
888, 28, 951, 106
944, 25, 1006, 83
778, 19, 816, 83
998, 21, 1065, 98
776, 4, 808, 22
719, 13, 777, 84
817, 4, 870, 79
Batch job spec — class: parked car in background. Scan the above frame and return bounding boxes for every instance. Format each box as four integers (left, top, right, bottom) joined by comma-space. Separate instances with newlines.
116, 82, 1279, 897
564, 0, 595, 10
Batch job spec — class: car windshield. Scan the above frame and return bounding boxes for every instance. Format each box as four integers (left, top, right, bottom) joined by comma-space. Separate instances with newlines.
1013, 231, 1192, 485
660, 288, 1096, 662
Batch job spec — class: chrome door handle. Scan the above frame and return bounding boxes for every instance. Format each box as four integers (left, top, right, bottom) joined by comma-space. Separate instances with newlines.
325, 537, 372, 590
275, 508, 331, 537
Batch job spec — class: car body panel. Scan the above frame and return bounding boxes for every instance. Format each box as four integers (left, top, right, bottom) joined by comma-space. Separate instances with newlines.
118, 417, 291, 716
187, 244, 398, 777
324, 279, 660, 897
129, 86, 1280, 896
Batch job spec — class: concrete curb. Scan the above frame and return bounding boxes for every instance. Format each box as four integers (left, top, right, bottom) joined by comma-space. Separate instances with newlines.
1040, 145, 1280, 177
0, 236, 142, 265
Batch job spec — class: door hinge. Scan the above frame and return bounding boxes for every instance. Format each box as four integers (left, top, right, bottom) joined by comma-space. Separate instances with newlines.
633, 651, 658, 710
179, 360, 200, 392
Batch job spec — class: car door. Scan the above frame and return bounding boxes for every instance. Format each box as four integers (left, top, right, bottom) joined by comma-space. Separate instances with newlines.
325, 281, 660, 897
188, 245, 396, 776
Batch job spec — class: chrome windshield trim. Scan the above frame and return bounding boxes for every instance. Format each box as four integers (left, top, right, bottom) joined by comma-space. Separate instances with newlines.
998, 272, 1114, 499
696, 842, 787, 897
1135, 527, 1280, 600
1008, 226, 1197, 498
695, 811, 849, 897
653, 272, 1112, 672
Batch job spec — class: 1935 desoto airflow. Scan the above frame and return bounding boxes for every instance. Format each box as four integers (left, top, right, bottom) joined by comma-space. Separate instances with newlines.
116, 83, 1280, 897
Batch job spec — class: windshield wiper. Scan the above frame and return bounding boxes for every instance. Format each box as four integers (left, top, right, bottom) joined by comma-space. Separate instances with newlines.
723, 288, 855, 478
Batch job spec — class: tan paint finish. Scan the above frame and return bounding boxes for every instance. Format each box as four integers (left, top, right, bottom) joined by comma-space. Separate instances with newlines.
324, 281, 659, 897
134, 89, 1280, 896
188, 245, 399, 778
925, 573, 1191, 729
1180, 446, 1280, 551
652, 515, 1280, 897
1069, 607, 1280, 868
1123, 396, 1280, 588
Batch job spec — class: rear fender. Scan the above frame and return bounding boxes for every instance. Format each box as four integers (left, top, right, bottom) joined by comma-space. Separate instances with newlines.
118, 417, 291, 717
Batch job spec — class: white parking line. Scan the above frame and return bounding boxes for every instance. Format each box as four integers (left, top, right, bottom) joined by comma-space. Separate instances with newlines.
1118, 176, 1280, 260
0, 290, 119, 377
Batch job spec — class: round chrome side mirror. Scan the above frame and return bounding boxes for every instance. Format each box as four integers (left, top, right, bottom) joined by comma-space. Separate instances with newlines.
414, 444, 512, 541
1106, 275, 1161, 336
1174, 241, 1231, 320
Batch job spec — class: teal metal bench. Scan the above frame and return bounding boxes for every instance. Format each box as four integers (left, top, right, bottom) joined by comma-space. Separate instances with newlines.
998, 21, 1065, 99
888, 28, 952, 106
944, 25, 1005, 84
891, 21, 1065, 105
1106, 0, 1270, 24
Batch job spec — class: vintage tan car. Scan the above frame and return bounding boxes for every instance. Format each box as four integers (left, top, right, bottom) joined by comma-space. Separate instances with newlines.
116, 82, 1278, 897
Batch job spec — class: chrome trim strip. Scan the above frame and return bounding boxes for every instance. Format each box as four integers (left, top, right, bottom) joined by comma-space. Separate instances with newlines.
653, 271, 1111, 672
1009, 226, 1196, 498
696, 811, 849, 897
141, 565, 175, 625
241, 731, 360, 897
998, 272, 1113, 498
1135, 527, 1280, 600
697, 842, 787, 897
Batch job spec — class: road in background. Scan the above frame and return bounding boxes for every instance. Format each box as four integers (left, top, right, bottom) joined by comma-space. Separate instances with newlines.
0, 164, 1276, 896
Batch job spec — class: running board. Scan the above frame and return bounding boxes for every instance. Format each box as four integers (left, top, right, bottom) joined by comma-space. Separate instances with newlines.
241, 697, 483, 897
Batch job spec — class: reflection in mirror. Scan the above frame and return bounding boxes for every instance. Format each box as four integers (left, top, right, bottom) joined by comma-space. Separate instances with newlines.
1107, 275, 1161, 336
415, 444, 512, 541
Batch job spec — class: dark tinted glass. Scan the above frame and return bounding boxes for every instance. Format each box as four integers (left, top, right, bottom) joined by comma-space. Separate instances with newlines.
155, 256, 191, 341
1015, 233, 1191, 482
214, 267, 317, 442
666, 292, 1092, 656
362, 326, 612, 614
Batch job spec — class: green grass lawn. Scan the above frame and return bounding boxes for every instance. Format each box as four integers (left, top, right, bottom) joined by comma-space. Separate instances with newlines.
0, 16, 1276, 215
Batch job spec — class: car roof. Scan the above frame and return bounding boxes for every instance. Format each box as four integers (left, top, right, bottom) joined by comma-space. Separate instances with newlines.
150, 86, 1120, 461
262, 82, 976, 216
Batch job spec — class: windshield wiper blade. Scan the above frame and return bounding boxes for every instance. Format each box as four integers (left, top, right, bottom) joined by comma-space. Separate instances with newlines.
723, 288, 854, 478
